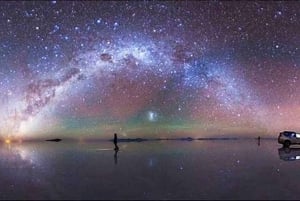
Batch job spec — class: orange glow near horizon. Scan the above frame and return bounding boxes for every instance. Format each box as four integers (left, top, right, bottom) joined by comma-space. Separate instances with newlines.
5, 139, 11, 144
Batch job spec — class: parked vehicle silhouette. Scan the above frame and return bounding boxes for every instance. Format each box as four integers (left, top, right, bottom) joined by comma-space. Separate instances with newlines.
278, 131, 300, 147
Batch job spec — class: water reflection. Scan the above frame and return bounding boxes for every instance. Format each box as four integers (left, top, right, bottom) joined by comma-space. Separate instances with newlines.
0, 142, 43, 170
0, 140, 299, 199
278, 147, 300, 161
0, 143, 52, 199
114, 149, 118, 165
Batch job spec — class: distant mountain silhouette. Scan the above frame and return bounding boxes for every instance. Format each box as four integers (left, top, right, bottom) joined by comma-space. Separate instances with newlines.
110, 138, 148, 142
178, 137, 194, 141
108, 136, 242, 143
197, 137, 238, 140
46, 138, 62, 142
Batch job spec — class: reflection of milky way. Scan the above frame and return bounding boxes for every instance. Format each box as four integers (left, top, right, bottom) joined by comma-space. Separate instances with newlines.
0, 144, 44, 199
1, 1, 300, 138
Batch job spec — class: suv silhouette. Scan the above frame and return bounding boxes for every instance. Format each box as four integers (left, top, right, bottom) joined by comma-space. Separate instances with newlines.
278, 131, 300, 147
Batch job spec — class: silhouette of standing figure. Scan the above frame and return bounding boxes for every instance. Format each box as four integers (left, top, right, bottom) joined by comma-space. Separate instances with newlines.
258, 136, 261, 146
114, 133, 119, 151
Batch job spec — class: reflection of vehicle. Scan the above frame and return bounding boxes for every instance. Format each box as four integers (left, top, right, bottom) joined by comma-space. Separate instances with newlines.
278, 131, 300, 147
278, 147, 300, 161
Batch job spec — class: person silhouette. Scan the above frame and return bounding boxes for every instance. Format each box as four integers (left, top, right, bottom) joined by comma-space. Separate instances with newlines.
258, 136, 261, 146
114, 133, 119, 151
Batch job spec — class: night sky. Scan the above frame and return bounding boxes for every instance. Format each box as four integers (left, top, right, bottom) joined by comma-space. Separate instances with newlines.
1, 1, 300, 140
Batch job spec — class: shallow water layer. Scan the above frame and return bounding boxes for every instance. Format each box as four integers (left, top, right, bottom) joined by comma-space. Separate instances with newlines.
0, 139, 298, 199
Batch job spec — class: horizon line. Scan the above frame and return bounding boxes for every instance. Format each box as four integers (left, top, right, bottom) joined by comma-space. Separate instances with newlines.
0, 136, 277, 143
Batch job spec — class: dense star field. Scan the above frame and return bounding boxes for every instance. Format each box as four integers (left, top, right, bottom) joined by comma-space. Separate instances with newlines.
1, 1, 300, 140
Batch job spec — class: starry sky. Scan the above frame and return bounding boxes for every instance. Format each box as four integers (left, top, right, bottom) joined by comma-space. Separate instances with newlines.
1, 1, 300, 140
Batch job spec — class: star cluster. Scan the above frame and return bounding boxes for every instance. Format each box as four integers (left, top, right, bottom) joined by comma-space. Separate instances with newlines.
1, 1, 300, 139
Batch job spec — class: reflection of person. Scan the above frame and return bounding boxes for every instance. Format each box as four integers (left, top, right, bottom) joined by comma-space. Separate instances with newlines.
114, 133, 119, 151
114, 149, 118, 165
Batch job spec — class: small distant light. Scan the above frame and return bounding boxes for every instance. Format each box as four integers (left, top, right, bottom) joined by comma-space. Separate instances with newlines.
147, 111, 158, 122
5, 139, 11, 144
96, 18, 102, 24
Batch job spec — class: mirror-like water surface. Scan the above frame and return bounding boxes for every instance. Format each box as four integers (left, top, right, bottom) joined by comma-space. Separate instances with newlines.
0, 140, 297, 199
